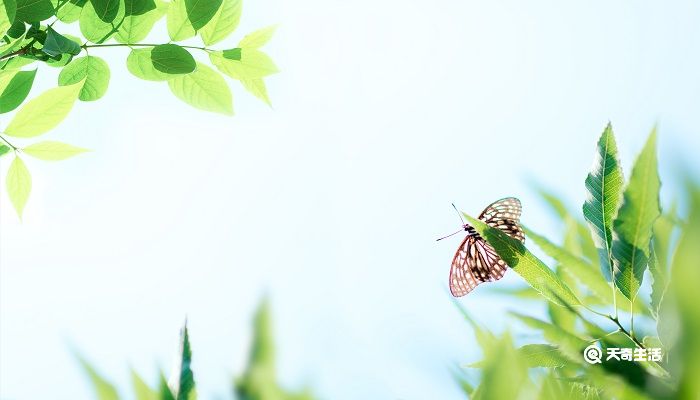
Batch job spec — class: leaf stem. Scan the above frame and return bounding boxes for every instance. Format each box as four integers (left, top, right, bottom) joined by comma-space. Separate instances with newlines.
0, 134, 18, 151
83, 43, 212, 52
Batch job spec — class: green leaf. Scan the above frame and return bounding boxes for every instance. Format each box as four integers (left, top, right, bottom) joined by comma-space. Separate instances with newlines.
239, 78, 271, 106
126, 48, 170, 81
90, 0, 120, 22
509, 312, 588, 362
58, 55, 110, 101
150, 44, 195, 74
5, 155, 30, 217
168, 322, 195, 400
80, 0, 125, 43
166, 0, 194, 41
0, 68, 36, 113
582, 123, 625, 281
42, 27, 81, 57
238, 25, 278, 49
117, 0, 166, 43
612, 129, 661, 300
210, 49, 278, 80
518, 344, 570, 368
168, 62, 232, 115
472, 333, 529, 400
124, 0, 155, 16
463, 214, 581, 307
4, 81, 82, 138
15, 0, 53, 22
56, 0, 87, 23
77, 355, 120, 400
0, 144, 10, 157
0, 0, 16, 34
184, 0, 220, 30
199, 0, 240, 46
22, 140, 88, 160
132, 369, 158, 400
158, 373, 176, 400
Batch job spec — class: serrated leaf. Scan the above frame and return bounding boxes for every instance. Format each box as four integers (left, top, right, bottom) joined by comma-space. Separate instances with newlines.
132, 369, 158, 400
209, 49, 278, 80
613, 129, 661, 300
168, 62, 232, 115
77, 355, 120, 400
463, 214, 581, 307
168, 322, 195, 400
583, 123, 625, 282
58, 55, 110, 101
15, 0, 53, 22
0, 68, 36, 113
126, 48, 171, 81
5, 155, 30, 217
239, 25, 277, 49
184, 0, 220, 30
151, 44, 195, 74
23, 140, 88, 160
4, 81, 82, 138
199, 0, 240, 46
0, 0, 16, 34
166, 0, 194, 41
518, 344, 570, 368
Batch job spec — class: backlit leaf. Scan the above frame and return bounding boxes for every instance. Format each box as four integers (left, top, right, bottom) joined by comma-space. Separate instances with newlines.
117, 0, 166, 43
4, 81, 82, 137
5, 155, 31, 218
126, 48, 171, 81
239, 78, 271, 106
613, 129, 661, 300
23, 140, 88, 160
77, 355, 120, 400
0, 0, 16, 34
168, 62, 233, 115
80, 0, 125, 43
166, 0, 194, 41
58, 55, 110, 101
199, 0, 240, 46
15, 0, 53, 22
210, 49, 278, 80
0, 68, 36, 113
238, 25, 278, 49
184, 0, 220, 30
90, 0, 120, 22
132, 369, 158, 400
151, 44, 195, 74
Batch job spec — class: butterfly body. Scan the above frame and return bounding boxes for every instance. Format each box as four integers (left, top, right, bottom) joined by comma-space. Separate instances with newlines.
447, 197, 524, 297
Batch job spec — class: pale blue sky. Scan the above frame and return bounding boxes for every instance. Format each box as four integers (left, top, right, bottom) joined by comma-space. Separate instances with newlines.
2, 0, 700, 399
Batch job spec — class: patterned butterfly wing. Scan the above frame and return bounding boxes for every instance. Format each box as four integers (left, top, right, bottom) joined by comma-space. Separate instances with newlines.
448, 197, 525, 297
478, 197, 525, 242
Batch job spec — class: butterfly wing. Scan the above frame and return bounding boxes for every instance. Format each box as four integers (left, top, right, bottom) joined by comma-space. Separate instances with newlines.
478, 197, 525, 242
449, 235, 482, 297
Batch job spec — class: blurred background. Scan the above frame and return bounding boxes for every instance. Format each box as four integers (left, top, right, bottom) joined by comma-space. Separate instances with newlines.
2, 0, 700, 398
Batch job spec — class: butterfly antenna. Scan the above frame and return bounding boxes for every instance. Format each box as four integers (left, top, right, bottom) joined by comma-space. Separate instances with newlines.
436, 229, 463, 241
452, 203, 466, 225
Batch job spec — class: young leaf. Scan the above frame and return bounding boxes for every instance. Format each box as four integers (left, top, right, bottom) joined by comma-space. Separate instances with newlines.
184, 0, 221, 30
582, 123, 624, 281
472, 333, 529, 400
509, 312, 588, 362
167, 62, 233, 115
23, 140, 88, 160
0, 144, 10, 157
0, 68, 36, 113
150, 44, 195, 74
58, 55, 111, 101
56, 0, 87, 23
463, 214, 581, 307
518, 344, 570, 368
14, 0, 53, 22
239, 78, 271, 106
199, 0, 241, 46
80, 0, 125, 43
132, 369, 158, 400
126, 48, 171, 81
4, 81, 82, 138
238, 25, 278, 49
42, 27, 82, 57
209, 49, 278, 80
168, 322, 195, 400
166, 0, 194, 41
90, 0, 120, 22
77, 355, 120, 400
613, 129, 661, 301
6, 155, 31, 217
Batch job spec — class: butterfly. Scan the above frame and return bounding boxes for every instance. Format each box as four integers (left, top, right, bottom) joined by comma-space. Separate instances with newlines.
439, 197, 525, 297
